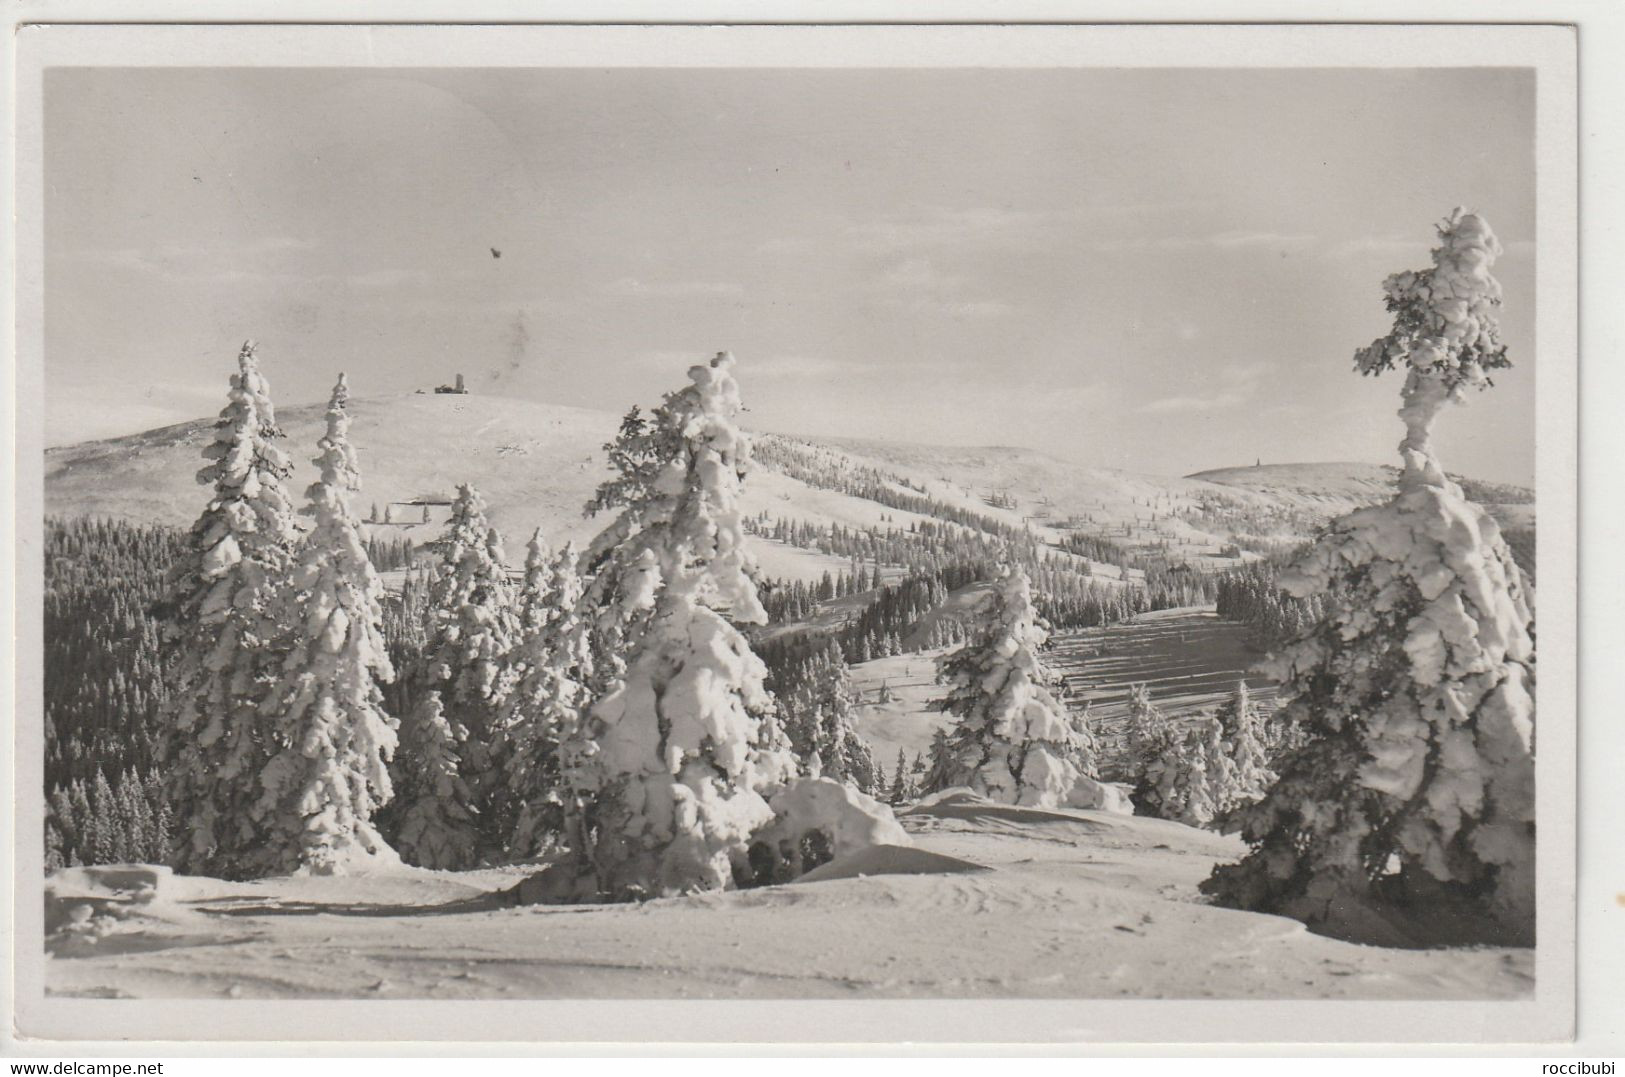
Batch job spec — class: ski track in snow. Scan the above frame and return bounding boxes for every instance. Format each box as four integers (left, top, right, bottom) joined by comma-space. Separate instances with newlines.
46, 798, 1531, 1002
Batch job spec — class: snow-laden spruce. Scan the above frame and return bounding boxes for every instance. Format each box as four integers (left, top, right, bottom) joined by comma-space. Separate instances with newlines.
926, 563, 1110, 810
391, 691, 480, 870
1067, 701, 1102, 782
501, 537, 592, 859
257, 375, 399, 874
1123, 690, 1172, 807
777, 640, 878, 794
412, 483, 520, 864
1203, 209, 1536, 944
541, 353, 801, 900
1141, 715, 1231, 828
160, 341, 300, 879
1124, 683, 1265, 830
1215, 680, 1274, 811
515, 528, 554, 639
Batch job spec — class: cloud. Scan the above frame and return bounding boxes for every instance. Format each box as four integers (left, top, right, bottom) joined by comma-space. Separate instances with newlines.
46, 378, 234, 446
751, 354, 943, 380
1085, 231, 1318, 255
632, 349, 867, 380
1138, 389, 1253, 415
63, 236, 317, 270
874, 293, 1018, 321
633, 348, 717, 371
1326, 234, 1421, 259
1137, 359, 1269, 415
54, 238, 465, 294
1028, 382, 1105, 415
870, 255, 1015, 320
957, 299, 1015, 319
1218, 360, 1270, 384
1206, 230, 1318, 251
762, 200, 1207, 258
879, 256, 959, 291
712, 352, 977, 383
604, 277, 743, 299
748, 354, 873, 380
346, 267, 429, 289
850, 205, 1051, 255
848, 200, 1220, 256
1327, 233, 1535, 261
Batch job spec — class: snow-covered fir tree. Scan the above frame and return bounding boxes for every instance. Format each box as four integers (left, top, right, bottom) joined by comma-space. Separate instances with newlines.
69, 782, 93, 862
1066, 701, 1102, 780
819, 700, 878, 793
502, 541, 591, 860
575, 403, 688, 697
485, 527, 556, 856
776, 639, 876, 792
414, 484, 520, 862
1214, 680, 1274, 813
1139, 717, 1217, 827
45, 787, 75, 871
160, 341, 300, 879
390, 690, 480, 870
548, 352, 797, 900
88, 771, 119, 864
925, 564, 1094, 808
515, 528, 554, 638
1203, 210, 1536, 943
44, 816, 67, 873
1189, 721, 1235, 828
258, 374, 399, 875
887, 747, 915, 805
921, 727, 955, 795
1123, 682, 1176, 807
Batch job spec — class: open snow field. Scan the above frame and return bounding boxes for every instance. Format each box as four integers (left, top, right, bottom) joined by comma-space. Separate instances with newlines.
44, 792, 1531, 1001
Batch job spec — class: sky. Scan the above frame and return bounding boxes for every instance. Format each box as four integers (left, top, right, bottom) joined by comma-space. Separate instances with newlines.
43, 66, 1536, 484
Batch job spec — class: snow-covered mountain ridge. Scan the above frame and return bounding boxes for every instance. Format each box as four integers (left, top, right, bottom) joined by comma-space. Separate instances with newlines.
44, 391, 1533, 581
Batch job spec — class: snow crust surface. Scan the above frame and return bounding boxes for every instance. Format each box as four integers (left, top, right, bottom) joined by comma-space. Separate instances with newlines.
44, 798, 1531, 1002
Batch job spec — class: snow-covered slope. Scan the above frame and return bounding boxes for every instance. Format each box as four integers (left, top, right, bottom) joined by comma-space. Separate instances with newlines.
44, 392, 1532, 581
44, 791, 1529, 1001
1191, 462, 1534, 524
1188, 462, 1400, 503
46, 393, 622, 549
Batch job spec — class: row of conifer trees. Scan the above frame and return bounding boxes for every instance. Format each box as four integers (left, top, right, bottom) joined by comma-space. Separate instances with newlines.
140, 347, 913, 894
44, 768, 171, 871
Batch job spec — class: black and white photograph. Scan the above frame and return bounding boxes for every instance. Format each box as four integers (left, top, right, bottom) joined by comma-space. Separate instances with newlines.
4, 18, 1593, 1051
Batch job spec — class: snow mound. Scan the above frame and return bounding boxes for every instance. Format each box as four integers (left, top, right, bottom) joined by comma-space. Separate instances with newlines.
749, 776, 911, 881
903, 787, 1120, 830
45, 864, 201, 952
512, 774, 910, 904
1064, 776, 1136, 816
796, 843, 989, 883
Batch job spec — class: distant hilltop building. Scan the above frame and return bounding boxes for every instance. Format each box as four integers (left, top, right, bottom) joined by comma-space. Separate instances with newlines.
433, 374, 469, 395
